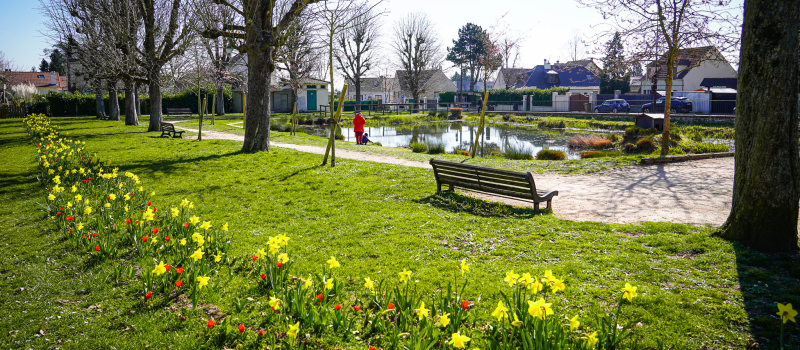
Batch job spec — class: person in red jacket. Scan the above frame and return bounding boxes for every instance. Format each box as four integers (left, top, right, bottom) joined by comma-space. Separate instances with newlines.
353, 112, 366, 144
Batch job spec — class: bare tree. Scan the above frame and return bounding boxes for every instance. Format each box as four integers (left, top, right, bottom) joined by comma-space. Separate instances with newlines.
276, 18, 321, 135
578, 0, 741, 155
198, 0, 322, 152
716, 1, 799, 252
392, 12, 442, 109
140, 0, 195, 132
490, 13, 523, 70
564, 31, 585, 62
335, 7, 380, 112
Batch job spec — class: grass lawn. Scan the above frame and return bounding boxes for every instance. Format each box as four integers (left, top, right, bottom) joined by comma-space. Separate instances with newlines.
1, 117, 798, 349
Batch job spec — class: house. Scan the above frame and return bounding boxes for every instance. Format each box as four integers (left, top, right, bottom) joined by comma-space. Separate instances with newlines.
514, 60, 601, 94
455, 80, 494, 92
565, 59, 602, 75
393, 69, 457, 102
3, 71, 68, 94
344, 76, 397, 103
629, 75, 645, 93
642, 46, 737, 94
493, 68, 533, 90
699, 78, 737, 90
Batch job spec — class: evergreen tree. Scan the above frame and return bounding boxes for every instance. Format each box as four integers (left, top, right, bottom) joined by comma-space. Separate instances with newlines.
446, 23, 489, 91
599, 32, 631, 94
48, 49, 65, 75
39, 59, 50, 72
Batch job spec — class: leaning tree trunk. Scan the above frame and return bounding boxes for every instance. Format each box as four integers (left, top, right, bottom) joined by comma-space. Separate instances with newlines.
242, 51, 272, 152
660, 51, 675, 156
718, 0, 800, 252
215, 87, 225, 116
124, 78, 139, 126
108, 80, 120, 121
148, 80, 163, 132
93, 78, 105, 117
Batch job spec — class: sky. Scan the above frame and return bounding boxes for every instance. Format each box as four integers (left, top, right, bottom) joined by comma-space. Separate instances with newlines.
0, 0, 744, 83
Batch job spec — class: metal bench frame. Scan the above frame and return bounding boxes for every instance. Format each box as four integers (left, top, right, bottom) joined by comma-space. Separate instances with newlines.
160, 122, 185, 138
430, 158, 558, 212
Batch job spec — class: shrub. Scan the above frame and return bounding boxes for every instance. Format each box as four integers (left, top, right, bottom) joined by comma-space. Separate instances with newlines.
636, 138, 656, 153
536, 149, 567, 160
410, 142, 428, 153
580, 150, 622, 159
624, 126, 658, 137
428, 111, 437, 117
538, 120, 566, 129
691, 142, 730, 154
607, 133, 620, 143
623, 143, 637, 153
502, 114, 513, 121
437, 111, 448, 118
567, 135, 613, 149
453, 149, 471, 157
449, 108, 462, 118
503, 143, 534, 160
424, 140, 445, 154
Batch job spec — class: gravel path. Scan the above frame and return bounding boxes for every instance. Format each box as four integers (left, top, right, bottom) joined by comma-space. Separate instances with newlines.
175, 125, 733, 226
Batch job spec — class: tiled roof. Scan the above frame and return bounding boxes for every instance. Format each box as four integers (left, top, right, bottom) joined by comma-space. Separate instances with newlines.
515, 64, 600, 89
395, 69, 438, 91
5, 71, 67, 89
345, 77, 390, 93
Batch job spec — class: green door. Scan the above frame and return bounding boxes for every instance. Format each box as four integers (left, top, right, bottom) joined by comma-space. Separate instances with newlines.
307, 90, 317, 111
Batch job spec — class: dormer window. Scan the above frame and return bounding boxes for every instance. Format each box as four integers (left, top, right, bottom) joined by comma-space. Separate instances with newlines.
37, 75, 45, 78
546, 70, 559, 84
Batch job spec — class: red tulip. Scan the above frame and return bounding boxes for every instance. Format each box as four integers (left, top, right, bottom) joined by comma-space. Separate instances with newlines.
370, 347, 375, 350
260, 274, 266, 281
95, 245, 100, 251
180, 316, 185, 322
91, 232, 97, 237
252, 255, 257, 261
176, 268, 184, 275
175, 280, 183, 288
259, 329, 265, 337
89, 177, 92, 180
56, 212, 61, 216
151, 228, 159, 234
83, 180, 87, 184
334, 304, 342, 311
207, 320, 216, 328
461, 300, 470, 310
353, 306, 361, 312
145, 291, 152, 300
165, 236, 170, 241
125, 219, 131, 224
142, 236, 148, 242
387, 303, 395, 310
164, 264, 171, 271
238, 323, 245, 333
147, 201, 151, 206
183, 222, 189, 228
69, 229, 72, 233
316, 294, 323, 302
107, 195, 113, 200
276, 261, 283, 268
66, 216, 74, 221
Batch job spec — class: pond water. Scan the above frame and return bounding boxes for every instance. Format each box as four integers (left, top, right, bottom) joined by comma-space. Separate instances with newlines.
299, 122, 596, 160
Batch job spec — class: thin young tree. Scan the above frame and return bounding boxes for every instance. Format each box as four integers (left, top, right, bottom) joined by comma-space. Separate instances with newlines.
335, 7, 380, 112
469, 31, 502, 158
276, 18, 320, 135
392, 12, 442, 110
564, 31, 585, 62
198, 0, 322, 152
717, 1, 800, 253
578, 0, 741, 155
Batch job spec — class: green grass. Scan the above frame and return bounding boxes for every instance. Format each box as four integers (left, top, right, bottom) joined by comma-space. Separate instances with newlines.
2, 117, 799, 349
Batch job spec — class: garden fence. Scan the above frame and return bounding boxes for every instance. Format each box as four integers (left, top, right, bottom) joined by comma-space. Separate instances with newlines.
0, 106, 27, 119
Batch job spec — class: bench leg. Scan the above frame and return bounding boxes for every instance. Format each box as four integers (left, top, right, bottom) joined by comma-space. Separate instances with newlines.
545, 200, 552, 212
447, 184, 454, 192
436, 181, 442, 194
534, 202, 540, 214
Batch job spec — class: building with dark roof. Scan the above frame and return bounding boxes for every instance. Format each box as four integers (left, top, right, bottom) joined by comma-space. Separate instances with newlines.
643, 46, 737, 94
514, 60, 600, 94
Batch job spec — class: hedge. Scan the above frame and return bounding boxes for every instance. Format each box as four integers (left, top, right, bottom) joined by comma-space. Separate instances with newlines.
438, 87, 570, 103
44, 88, 234, 116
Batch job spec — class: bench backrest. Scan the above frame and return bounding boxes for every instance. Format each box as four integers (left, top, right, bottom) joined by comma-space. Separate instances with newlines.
166, 108, 192, 114
430, 158, 540, 200
160, 123, 175, 131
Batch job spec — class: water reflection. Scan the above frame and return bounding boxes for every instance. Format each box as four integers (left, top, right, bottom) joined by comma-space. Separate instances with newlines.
301, 122, 591, 160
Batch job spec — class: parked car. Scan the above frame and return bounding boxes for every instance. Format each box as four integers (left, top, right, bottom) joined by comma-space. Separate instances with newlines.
594, 99, 630, 113
641, 97, 693, 113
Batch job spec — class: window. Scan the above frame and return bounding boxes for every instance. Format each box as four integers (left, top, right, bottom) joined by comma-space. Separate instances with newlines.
37, 75, 45, 78
307, 85, 315, 89
545, 72, 559, 84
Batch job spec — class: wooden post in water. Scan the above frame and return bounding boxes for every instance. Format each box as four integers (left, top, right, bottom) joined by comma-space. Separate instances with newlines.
470, 90, 490, 158
322, 84, 348, 167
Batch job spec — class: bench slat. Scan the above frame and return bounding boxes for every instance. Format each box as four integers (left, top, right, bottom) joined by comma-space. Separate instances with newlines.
433, 167, 531, 187
432, 162, 529, 180
437, 174, 534, 197
431, 159, 529, 178
445, 179, 535, 200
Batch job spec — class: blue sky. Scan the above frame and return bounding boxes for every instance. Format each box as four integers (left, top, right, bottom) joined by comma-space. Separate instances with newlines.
0, 0, 743, 77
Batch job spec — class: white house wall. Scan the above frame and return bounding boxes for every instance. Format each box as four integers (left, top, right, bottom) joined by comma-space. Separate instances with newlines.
683, 60, 738, 91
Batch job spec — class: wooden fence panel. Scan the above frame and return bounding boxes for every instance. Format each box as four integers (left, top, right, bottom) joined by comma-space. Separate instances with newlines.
0, 106, 27, 119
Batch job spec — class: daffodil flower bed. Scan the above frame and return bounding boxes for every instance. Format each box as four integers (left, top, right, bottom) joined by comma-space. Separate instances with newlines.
22, 114, 798, 349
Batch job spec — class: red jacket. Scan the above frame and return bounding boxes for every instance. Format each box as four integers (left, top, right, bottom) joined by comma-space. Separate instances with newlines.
353, 114, 366, 132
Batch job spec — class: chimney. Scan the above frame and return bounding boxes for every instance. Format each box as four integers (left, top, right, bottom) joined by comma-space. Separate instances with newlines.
543, 59, 551, 70
50, 72, 57, 86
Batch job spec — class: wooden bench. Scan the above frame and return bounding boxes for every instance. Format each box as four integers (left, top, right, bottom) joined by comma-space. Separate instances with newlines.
166, 108, 193, 117
160, 122, 185, 138
430, 159, 558, 212
97, 112, 112, 120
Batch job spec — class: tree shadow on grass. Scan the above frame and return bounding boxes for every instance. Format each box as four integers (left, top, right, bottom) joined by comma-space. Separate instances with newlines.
279, 165, 323, 181
114, 150, 247, 175
733, 245, 800, 348
415, 191, 544, 219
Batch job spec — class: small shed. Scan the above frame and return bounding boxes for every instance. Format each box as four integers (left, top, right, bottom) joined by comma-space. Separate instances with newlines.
634, 113, 665, 131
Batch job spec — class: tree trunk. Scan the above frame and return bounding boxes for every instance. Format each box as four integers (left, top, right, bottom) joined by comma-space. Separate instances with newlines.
148, 80, 163, 131
355, 76, 362, 112
215, 87, 225, 116
108, 80, 120, 121
242, 51, 272, 152
134, 84, 141, 116
94, 79, 105, 117
660, 51, 675, 156
718, 0, 800, 252
124, 78, 138, 126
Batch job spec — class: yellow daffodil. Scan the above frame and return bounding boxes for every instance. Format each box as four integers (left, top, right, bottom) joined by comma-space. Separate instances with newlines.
569, 315, 580, 330
437, 312, 451, 327
66, 201, 72, 208
448, 332, 471, 349
189, 216, 200, 225
287, 322, 300, 338
150, 237, 157, 244
542, 270, 556, 285
269, 296, 281, 310
142, 208, 154, 221
222, 223, 228, 232
108, 194, 116, 200
529, 281, 543, 294
551, 278, 565, 293
76, 223, 84, 230
180, 238, 187, 246
84, 207, 92, 215
504, 271, 520, 287
197, 276, 210, 289
74, 194, 82, 201
327, 256, 340, 269
47, 194, 55, 200
586, 331, 598, 346
364, 277, 374, 291
303, 275, 313, 289
70, 185, 77, 193
104, 203, 111, 208
324, 278, 334, 290
491, 301, 508, 321
518, 273, 534, 287
267, 243, 279, 254
150, 191, 155, 196
622, 283, 638, 302
214, 254, 222, 263
180, 199, 190, 207
511, 313, 523, 327
170, 207, 179, 218
276, 234, 289, 246
152, 261, 167, 275
277, 253, 289, 264
777, 303, 797, 323
191, 233, 205, 246
256, 249, 266, 258
199, 221, 211, 230
415, 302, 429, 320
527, 298, 553, 319
399, 268, 411, 283
190, 248, 204, 261
458, 259, 469, 275
124, 194, 130, 201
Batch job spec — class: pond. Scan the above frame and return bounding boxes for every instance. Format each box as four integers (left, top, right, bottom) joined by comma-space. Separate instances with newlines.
299, 122, 601, 160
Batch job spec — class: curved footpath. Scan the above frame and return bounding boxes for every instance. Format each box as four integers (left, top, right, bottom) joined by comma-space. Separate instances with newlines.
175, 125, 733, 226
